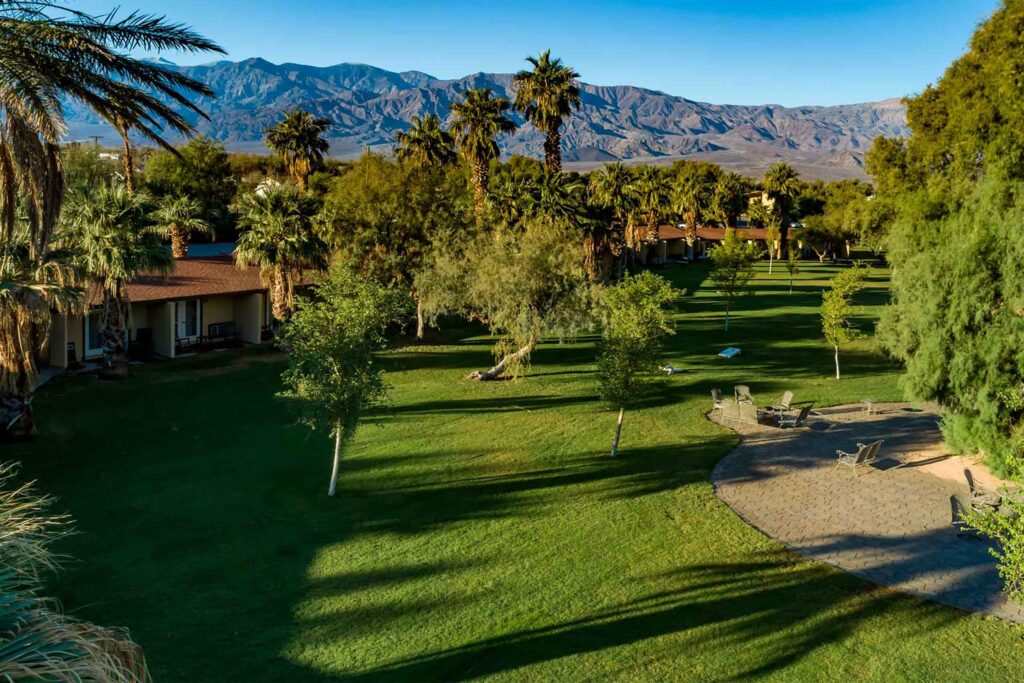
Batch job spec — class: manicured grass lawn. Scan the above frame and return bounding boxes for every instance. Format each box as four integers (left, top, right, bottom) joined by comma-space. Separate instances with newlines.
11, 261, 1024, 681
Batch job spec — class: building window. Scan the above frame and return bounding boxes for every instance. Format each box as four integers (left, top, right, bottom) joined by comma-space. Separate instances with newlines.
84, 311, 103, 356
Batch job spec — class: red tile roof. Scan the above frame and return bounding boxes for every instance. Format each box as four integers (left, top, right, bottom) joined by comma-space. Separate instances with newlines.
87, 255, 269, 306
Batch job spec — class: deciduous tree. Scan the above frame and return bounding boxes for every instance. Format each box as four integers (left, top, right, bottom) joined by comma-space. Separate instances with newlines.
820, 265, 868, 380
709, 229, 761, 332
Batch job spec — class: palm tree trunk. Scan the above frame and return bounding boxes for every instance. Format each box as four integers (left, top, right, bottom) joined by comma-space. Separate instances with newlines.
544, 128, 562, 173
328, 420, 343, 496
271, 264, 289, 328
100, 292, 128, 379
471, 157, 489, 227
610, 406, 625, 457
120, 133, 134, 195
469, 332, 537, 381
779, 225, 789, 259
170, 225, 188, 259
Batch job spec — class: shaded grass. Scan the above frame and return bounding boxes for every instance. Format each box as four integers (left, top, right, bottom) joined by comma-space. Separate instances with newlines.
8, 261, 1024, 681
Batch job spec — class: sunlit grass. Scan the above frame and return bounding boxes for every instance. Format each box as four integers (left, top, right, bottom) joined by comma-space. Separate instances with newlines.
10, 260, 1024, 681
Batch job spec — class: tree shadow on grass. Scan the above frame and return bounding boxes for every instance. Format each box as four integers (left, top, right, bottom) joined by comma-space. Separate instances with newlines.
338, 550, 959, 681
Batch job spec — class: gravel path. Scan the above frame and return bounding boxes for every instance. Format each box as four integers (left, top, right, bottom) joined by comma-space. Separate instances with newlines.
710, 403, 1024, 623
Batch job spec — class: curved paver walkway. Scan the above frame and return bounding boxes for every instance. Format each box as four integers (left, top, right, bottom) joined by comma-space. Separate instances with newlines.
710, 402, 1024, 623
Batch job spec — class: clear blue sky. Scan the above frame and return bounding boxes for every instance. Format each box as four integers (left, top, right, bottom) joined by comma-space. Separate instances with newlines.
75, 0, 998, 106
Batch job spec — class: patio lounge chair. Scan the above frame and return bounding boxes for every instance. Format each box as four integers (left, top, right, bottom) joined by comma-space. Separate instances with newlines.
964, 468, 1001, 511
711, 389, 724, 414
950, 494, 987, 538
721, 400, 759, 426
735, 385, 753, 404
835, 439, 884, 470
779, 404, 813, 429
767, 391, 794, 413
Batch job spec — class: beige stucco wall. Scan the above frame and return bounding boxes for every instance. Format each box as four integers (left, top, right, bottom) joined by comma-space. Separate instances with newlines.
201, 295, 235, 336
66, 314, 86, 360
233, 293, 262, 344
47, 314, 68, 368
150, 302, 174, 358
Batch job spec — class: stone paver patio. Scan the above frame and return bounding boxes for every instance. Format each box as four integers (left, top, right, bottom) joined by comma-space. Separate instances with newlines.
710, 402, 1024, 623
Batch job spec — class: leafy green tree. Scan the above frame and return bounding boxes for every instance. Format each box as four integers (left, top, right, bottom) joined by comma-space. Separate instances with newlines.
153, 195, 211, 259
512, 50, 581, 172
321, 153, 472, 338
597, 272, 676, 457
749, 202, 781, 272
281, 266, 407, 496
762, 162, 801, 258
709, 229, 761, 332
66, 186, 172, 378
394, 114, 457, 167
144, 136, 236, 237
265, 109, 332, 191
417, 218, 594, 380
234, 186, 328, 328
62, 145, 120, 193
820, 265, 868, 380
449, 88, 518, 225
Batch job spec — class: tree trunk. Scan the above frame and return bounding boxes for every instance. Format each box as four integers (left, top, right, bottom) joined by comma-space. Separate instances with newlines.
789, 276, 794, 294
610, 406, 624, 457
544, 128, 562, 173
328, 421, 343, 496
297, 171, 309, 193
768, 249, 774, 274
0, 393, 34, 442
779, 224, 789, 260
121, 132, 135, 194
834, 345, 841, 380
271, 264, 289, 325
100, 292, 129, 379
170, 225, 189, 259
724, 299, 731, 332
415, 298, 426, 341
469, 333, 538, 381
471, 157, 489, 227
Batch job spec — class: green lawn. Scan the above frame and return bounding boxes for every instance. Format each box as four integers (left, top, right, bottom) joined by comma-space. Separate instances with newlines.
11, 261, 1024, 681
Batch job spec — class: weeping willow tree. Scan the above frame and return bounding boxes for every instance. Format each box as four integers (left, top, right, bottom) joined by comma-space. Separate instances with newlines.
0, 3, 223, 438
416, 217, 595, 380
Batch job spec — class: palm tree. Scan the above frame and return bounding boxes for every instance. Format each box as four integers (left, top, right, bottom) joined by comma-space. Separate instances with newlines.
235, 187, 328, 328
525, 170, 586, 226
762, 162, 802, 258
265, 109, 332, 191
395, 114, 457, 167
589, 163, 636, 276
630, 166, 671, 263
673, 171, 717, 260
66, 185, 172, 379
512, 50, 581, 172
0, 234, 82, 438
153, 196, 211, 258
711, 171, 749, 229
0, 4, 222, 437
449, 88, 518, 225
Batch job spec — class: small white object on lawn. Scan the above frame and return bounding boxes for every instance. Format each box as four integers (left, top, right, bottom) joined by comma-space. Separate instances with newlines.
661, 364, 684, 375
718, 347, 741, 358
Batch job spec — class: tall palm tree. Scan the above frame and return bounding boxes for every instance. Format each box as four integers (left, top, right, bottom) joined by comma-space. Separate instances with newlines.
512, 50, 581, 172
630, 166, 671, 260
66, 185, 172, 379
525, 170, 586, 226
394, 114, 457, 167
449, 88, 517, 226
0, 4, 222, 437
589, 163, 636, 276
711, 171, 749, 229
673, 171, 716, 259
153, 196, 211, 259
265, 109, 332, 191
762, 162, 802, 258
0, 233, 82, 438
235, 186, 328, 328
